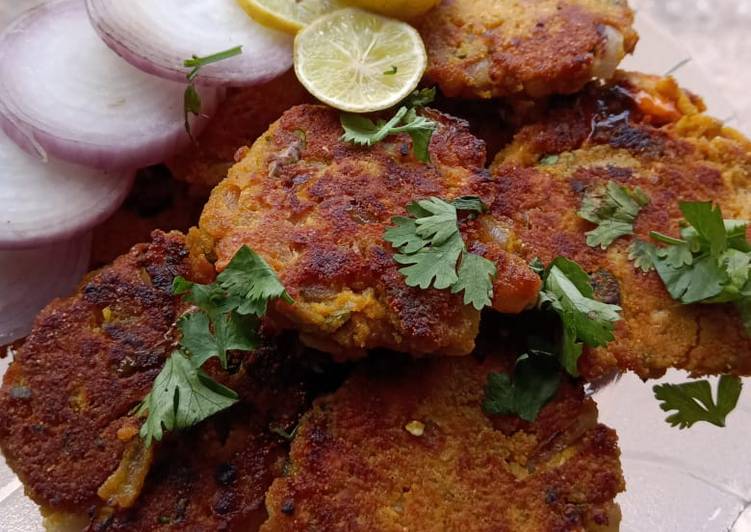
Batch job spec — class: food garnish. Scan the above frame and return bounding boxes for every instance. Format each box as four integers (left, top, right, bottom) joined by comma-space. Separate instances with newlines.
340, 88, 437, 162
237, 0, 344, 33
344, 0, 441, 19
483, 350, 561, 422
630, 201, 751, 334
578, 181, 649, 249
86, 0, 292, 86
385, 196, 496, 310
137, 245, 292, 446
183, 46, 244, 140
654, 376, 743, 429
293, 8, 428, 113
538, 257, 623, 376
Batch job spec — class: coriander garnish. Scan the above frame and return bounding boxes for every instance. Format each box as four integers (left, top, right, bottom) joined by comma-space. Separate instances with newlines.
182, 46, 243, 141
383, 65, 398, 75
629, 201, 751, 334
136, 245, 291, 446
654, 375, 743, 429
384, 196, 496, 310
578, 181, 649, 249
340, 88, 438, 162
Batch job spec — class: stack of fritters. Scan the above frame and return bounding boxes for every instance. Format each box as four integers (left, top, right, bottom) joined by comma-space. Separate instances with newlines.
1, 0, 750, 529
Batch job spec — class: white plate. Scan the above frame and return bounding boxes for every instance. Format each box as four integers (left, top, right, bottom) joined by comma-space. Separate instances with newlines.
1, 10, 749, 532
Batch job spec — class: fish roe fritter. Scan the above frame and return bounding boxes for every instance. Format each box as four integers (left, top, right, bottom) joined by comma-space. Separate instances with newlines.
416, 0, 638, 99
189, 104, 542, 359
168, 70, 313, 188
0, 232, 332, 529
263, 346, 625, 531
490, 71, 751, 380
0, 231, 197, 515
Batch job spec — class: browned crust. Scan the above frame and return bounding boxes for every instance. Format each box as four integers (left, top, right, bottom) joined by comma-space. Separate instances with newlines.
490, 71, 751, 379
191, 104, 541, 359
417, 0, 638, 99
263, 345, 624, 531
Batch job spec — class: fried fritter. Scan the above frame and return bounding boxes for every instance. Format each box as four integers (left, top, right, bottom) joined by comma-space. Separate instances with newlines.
168, 71, 313, 187
416, 0, 638, 99
490, 71, 751, 379
263, 345, 625, 531
190, 104, 541, 359
0, 232, 334, 529
0, 231, 197, 514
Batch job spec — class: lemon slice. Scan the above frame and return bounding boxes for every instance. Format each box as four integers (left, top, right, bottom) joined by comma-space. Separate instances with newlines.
342, 0, 440, 20
237, 0, 345, 34
294, 8, 427, 113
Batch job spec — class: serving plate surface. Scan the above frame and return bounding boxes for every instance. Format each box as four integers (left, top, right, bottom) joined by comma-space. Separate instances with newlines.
1, 12, 750, 532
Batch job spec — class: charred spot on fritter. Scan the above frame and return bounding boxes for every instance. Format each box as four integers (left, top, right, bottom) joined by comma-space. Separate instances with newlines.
416, 0, 637, 99
190, 104, 541, 360
0, 232, 192, 513
262, 346, 625, 531
490, 71, 751, 379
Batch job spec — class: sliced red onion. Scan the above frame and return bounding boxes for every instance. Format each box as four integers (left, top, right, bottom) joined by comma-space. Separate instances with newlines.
0, 233, 91, 345
0, 121, 133, 248
86, 0, 293, 87
0, 1, 49, 29
0, 0, 220, 170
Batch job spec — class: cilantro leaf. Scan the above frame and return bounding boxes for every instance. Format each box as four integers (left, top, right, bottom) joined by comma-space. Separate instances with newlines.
138, 244, 290, 445
483, 351, 561, 422
385, 197, 497, 310
137, 351, 239, 447
182, 46, 242, 140
340, 88, 437, 162
451, 252, 497, 310
642, 201, 751, 317
394, 231, 464, 290
178, 311, 257, 368
578, 181, 649, 249
653, 375, 743, 429
218, 246, 293, 317
628, 240, 656, 272
539, 257, 622, 376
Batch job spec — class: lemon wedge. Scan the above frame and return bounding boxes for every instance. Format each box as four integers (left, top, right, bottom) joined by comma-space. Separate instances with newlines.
237, 0, 345, 34
294, 8, 427, 113
343, 0, 440, 20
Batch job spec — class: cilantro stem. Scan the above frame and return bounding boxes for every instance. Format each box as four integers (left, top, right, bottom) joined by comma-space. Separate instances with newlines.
649, 231, 687, 246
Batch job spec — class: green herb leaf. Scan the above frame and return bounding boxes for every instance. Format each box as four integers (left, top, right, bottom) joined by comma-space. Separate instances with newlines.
539, 257, 622, 376
653, 375, 743, 429
138, 244, 289, 445
483, 351, 561, 422
385, 196, 496, 310
451, 252, 497, 310
578, 181, 649, 249
182, 46, 243, 140
628, 240, 656, 272
383, 65, 398, 75
679, 201, 727, 256
340, 88, 437, 162
218, 246, 293, 316
137, 351, 239, 447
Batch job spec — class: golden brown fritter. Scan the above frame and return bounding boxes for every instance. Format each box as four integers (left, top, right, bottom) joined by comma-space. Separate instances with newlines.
490, 71, 751, 380
168, 70, 313, 187
190, 104, 541, 359
416, 0, 638, 99
0, 231, 197, 513
263, 344, 625, 531
0, 232, 333, 529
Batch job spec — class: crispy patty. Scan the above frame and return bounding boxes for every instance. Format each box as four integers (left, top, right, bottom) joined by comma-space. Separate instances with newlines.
168, 70, 313, 188
416, 0, 638, 99
0, 232, 335, 529
0, 231, 196, 513
263, 341, 624, 531
189, 104, 541, 359
490, 71, 751, 379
